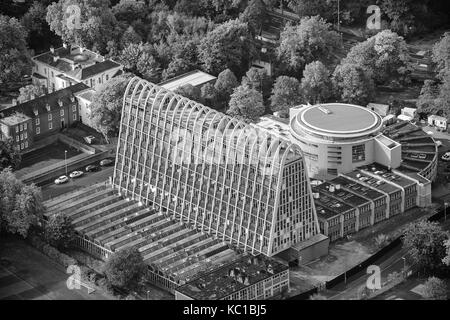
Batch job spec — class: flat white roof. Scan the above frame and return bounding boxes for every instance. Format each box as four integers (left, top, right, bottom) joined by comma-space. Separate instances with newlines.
159, 70, 216, 91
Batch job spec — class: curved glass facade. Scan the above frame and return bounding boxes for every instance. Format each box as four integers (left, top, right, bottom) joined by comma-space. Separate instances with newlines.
113, 77, 321, 256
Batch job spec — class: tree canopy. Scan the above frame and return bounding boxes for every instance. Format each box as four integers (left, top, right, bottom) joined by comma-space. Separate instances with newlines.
44, 213, 76, 250
277, 15, 340, 75
0, 168, 43, 238
332, 63, 375, 106
342, 30, 411, 85
198, 19, 256, 76
227, 84, 265, 122
422, 277, 447, 300
18, 84, 46, 103
89, 74, 131, 143
300, 60, 332, 104
270, 76, 303, 115
103, 246, 145, 288
402, 220, 449, 273
0, 138, 21, 171
0, 14, 32, 84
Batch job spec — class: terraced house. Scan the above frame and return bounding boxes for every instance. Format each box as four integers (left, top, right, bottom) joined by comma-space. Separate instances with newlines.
0, 83, 89, 152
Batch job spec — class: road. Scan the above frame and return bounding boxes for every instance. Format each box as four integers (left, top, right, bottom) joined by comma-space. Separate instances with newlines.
41, 166, 114, 201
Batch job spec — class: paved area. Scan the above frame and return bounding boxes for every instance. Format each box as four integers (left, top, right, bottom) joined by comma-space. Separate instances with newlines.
0, 236, 113, 300
42, 166, 114, 200
15, 141, 83, 178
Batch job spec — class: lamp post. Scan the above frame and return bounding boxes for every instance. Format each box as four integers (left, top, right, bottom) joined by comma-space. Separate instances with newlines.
64, 150, 68, 176
146, 290, 150, 300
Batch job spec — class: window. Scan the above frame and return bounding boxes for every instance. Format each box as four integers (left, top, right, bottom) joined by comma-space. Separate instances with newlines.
73, 113, 77, 121
24, 132, 27, 139
106, 74, 109, 81
36, 118, 40, 125
60, 109, 64, 117
20, 134, 23, 141
19, 124, 23, 131
25, 141, 28, 148
36, 127, 40, 134
15, 126, 19, 133
48, 113, 52, 121
72, 105, 77, 112
352, 144, 365, 162
44, 68, 47, 75
21, 143, 24, 150
16, 135, 19, 142
327, 168, 338, 176
49, 122, 53, 130
24, 123, 27, 130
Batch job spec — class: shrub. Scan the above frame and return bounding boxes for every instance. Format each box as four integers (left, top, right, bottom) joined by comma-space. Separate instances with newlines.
103, 247, 145, 289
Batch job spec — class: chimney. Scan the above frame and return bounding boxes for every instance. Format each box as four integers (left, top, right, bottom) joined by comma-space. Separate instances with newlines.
30, 94, 35, 100
71, 63, 77, 71
335, 184, 341, 190
50, 46, 55, 54
12, 99, 17, 106
63, 43, 68, 49
53, 56, 59, 63
329, 185, 335, 192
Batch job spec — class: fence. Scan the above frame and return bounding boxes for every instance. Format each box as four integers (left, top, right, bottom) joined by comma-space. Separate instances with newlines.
74, 235, 112, 260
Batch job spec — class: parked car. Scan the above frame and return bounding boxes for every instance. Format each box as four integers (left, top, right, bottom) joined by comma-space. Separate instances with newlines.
85, 164, 100, 172
419, 154, 427, 159
100, 158, 114, 166
54, 175, 69, 185
410, 154, 419, 159
69, 170, 84, 179
442, 152, 450, 161
84, 135, 96, 144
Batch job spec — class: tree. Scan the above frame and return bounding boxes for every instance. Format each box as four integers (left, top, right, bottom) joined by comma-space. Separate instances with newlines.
270, 76, 303, 115
200, 82, 218, 107
0, 168, 43, 238
46, 0, 119, 53
422, 277, 447, 300
227, 84, 265, 122
332, 63, 375, 105
198, 19, 256, 76
174, 84, 201, 101
277, 16, 340, 75
120, 26, 143, 49
240, 0, 267, 34
0, 138, 21, 171
342, 30, 411, 85
112, 0, 149, 24
44, 213, 76, 249
103, 247, 145, 288
119, 43, 161, 82
300, 61, 332, 104
17, 84, 46, 103
214, 69, 239, 108
379, 0, 416, 36
417, 73, 450, 117
432, 32, 450, 79
89, 74, 131, 143
0, 15, 32, 84
241, 67, 269, 93
402, 220, 449, 273
21, 1, 54, 50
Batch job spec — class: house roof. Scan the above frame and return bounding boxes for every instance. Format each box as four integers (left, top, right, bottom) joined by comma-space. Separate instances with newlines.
0, 113, 31, 127
158, 70, 216, 91
0, 83, 89, 119
33, 46, 121, 81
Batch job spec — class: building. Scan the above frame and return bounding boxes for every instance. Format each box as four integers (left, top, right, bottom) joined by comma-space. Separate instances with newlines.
428, 115, 447, 131
113, 77, 329, 263
0, 113, 32, 152
158, 70, 216, 92
398, 107, 417, 122
32, 44, 123, 92
175, 255, 289, 300
367, 103, 390, 117
315, 162, 432, 242
0, 83, 89, 152
74, 88, 96, 127
285, 103, 401, 180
